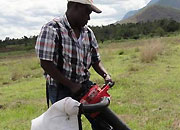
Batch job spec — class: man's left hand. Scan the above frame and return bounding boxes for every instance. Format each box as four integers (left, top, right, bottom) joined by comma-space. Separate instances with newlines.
104, 74, 113, 84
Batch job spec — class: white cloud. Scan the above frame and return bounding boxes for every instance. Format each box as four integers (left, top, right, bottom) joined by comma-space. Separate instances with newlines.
89, 18, 116, 26
91, 4, 117, 19
119, 0, 148, 11
0, 0, 151, 40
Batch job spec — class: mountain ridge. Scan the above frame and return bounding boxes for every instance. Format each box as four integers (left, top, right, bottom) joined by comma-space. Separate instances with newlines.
122, 0, 161, 20
118, 0, 180, 24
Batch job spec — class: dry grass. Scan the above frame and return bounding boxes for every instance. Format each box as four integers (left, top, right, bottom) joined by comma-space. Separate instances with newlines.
140, 39, 164, 63
11, 72, 22, 81
172, 118, 180, 130
128, 64, 139, 72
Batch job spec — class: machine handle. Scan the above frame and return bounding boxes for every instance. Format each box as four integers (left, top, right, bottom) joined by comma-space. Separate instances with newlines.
79, 97, 110, 114
102, 81, 115, 89
108, 81, 115, 88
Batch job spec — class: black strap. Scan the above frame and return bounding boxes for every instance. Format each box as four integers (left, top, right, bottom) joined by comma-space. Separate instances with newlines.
46, 81, 50, 108
87, 28, 92, 49
46, 21, 62, 108
86, 28, 93, 70
54, 21, 63, 103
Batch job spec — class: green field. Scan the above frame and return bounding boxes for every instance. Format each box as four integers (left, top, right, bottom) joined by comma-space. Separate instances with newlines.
0, 36, 180, 130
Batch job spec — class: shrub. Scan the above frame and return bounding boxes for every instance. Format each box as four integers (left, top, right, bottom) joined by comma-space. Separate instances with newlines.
128, 64, 139, 72
140, 40, 164, 63
135, 47, 140, 52
11, 72, 21, 81
119, 50, 124, 55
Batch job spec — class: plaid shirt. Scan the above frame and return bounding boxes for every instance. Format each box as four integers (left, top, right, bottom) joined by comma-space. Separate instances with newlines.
35, 15, 100, 86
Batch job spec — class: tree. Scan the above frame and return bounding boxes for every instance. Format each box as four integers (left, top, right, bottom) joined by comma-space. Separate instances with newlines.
166, 20, 179, 32
23, 36, 29, 46
154, 27, 165, 36
5, 37, 10, 41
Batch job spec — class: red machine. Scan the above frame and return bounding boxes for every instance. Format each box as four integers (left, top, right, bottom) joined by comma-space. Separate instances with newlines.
79, 82, 131, 130
80, 82, 114, 117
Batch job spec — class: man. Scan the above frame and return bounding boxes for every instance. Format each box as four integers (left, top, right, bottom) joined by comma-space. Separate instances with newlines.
35, 0, 113, 129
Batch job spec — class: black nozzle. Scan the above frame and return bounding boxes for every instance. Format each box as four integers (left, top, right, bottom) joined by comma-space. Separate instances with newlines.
79, 97, 110, 114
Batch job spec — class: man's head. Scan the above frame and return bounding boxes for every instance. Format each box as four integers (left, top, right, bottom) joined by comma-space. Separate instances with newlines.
66, 0, 101, 28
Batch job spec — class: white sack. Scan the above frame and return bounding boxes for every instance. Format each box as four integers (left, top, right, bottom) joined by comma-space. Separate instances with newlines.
31, 97, 81, 130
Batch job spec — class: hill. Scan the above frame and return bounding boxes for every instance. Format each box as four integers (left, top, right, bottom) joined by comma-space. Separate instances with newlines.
147, 0, 160, 6
118, 5, 180, 24
156, 0, 180, 10
122, 10, 138, 20
122, 0, 160, 20
119, 0, 180, 24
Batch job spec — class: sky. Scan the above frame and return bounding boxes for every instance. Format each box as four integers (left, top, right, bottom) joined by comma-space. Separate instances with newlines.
0, 0, 151, 40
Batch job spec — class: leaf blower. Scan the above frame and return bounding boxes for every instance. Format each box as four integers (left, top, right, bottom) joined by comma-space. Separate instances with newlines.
78, 82, 131, 130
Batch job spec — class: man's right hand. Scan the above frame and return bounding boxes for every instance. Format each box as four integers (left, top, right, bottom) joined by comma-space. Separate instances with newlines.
40, 60, 82, 95
70, 83, 82, 94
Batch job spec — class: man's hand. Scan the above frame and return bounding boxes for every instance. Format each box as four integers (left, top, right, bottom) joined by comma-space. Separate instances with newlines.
70, 83, 82, 94
104, 74, 113, 84
40, 60, 82, 95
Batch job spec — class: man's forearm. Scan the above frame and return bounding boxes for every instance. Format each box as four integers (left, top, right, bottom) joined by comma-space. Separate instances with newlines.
92, 61, 109, 79
40, 60, 77, 89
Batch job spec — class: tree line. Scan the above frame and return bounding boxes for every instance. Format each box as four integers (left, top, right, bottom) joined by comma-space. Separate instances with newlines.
0, 36, 37, 48
0, 19, 180, 48
91, 19, 180, 42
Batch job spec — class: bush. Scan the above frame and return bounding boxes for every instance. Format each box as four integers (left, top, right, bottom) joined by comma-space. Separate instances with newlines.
140, 40, 164, 63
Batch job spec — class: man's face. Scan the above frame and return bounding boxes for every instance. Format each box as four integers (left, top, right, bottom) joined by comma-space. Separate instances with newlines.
75, 5, 92, 28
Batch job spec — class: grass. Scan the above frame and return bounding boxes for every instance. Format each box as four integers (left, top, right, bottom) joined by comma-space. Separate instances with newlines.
1, 35, 180, 130
140, 39, 164, 63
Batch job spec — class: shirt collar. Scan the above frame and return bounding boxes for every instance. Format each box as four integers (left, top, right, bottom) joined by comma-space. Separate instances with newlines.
62, 14, 72, 30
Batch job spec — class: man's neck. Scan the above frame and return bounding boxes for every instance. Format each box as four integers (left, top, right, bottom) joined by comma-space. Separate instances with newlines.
66, 12, 81, 39
66, 12, 81, 31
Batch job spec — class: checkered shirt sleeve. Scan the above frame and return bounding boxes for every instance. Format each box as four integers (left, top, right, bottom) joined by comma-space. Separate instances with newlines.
88, 28, 101, 63
35, 24, 57, 61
